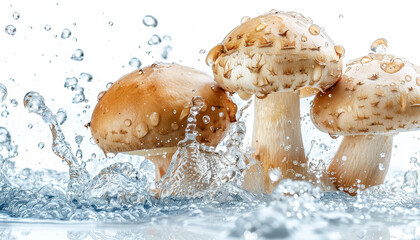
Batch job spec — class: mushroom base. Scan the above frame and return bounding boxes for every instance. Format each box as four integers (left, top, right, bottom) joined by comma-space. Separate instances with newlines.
252, 91, 309, 193
327, 135, 393, 196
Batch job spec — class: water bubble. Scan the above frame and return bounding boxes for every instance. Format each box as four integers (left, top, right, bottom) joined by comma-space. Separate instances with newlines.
148, 34, 161, 45
38, 142, 45, 149
142, 15, 158, 27
269, 167, 281, 182
360, 56, 373, 64
161, 45, 172, 60
64, 77, 78, 90
163, 35, 171, 41
129, 57, 142, 68
79, 72, 92, 82
76, 149, 83, 159
10, 99, 18, 107
56, 108, 67, 125
0, 84, 7, 103
370, 38, 388, 54
381, 58, 404, 74
240, 16, 251, 24
28, 124, 33, 129
12, 12, 20, 20
334, 45, 345, 58
308, 24, 320, 35
124, 119, 132, 127
71, 49, 84, 61
1, 111, 9, 118
378, 163, 385, 171
61, 28, 71, 39
380, 152, 386, 158
0, 127, 11, 146
97, 91, 106, 101
106, 82, 113, 89
338, 14, 344, 19
108, 21, 113, 26
72, 92, 85, 104
44, 25, 51, 31
219, 112, 224, 118
202, 115, 210, 124
5, 25, 16, 36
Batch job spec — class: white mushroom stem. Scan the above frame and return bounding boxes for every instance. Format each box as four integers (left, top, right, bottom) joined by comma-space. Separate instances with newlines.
252, 91, 309, 193
327, 135, 393, 196
126, 147, 177, 181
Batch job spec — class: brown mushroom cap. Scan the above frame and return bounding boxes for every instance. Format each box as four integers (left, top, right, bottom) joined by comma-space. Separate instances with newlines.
206, 11, 343, 99
311, 53, 420, 135
90, 63, 237, 154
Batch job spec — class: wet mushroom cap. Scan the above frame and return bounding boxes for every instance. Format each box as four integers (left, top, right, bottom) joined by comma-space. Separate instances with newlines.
206, 11, 343, 99
311, 53, 420, 135
90, 63, 237, 153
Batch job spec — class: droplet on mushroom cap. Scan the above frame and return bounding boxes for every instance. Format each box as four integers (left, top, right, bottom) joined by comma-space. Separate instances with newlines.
90, 63, 237, 154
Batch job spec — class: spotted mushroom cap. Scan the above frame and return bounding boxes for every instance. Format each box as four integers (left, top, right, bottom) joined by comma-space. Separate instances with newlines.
90, 63, 237, 154
311, 53, 420, 136
206, 11, 344, 99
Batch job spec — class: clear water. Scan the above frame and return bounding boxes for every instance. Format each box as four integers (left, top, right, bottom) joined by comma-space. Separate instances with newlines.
2, 7, 420, 240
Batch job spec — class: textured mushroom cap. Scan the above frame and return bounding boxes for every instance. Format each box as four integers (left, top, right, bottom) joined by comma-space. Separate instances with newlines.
206, 11, 343, 99
90, 63, 237, 153
311, 53, 420, 135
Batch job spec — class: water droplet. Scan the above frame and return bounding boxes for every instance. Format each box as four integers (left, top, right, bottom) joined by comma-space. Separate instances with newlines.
269, 167, 281, 182
199, 49, 206, 54
23, 92, 46, 114
334, 45, 345, 58
202, 115, 210, 124
380, 58, 404, 74
64, 77, 78, 90
10, 99, 18, 107
341, 156, 347, 161
161, 45, 172, 60
1, 111, 9, 118
5, 25, 16, 36
72, 92, 85, 103
106, 82, 113, 89
124, 119, 132, 127
44, 25, 51, 31
71, 49, 84, 61
12, 12, 20, 20
404, 75, 412, 82
134, 122, 148, 138
38, 142, 45, 149
0, 84, 7, 102
129, 57, 142, 68
378, 163, 385, 171
338, 14, 344, 19
301, 35, 308, 42
380, 152, 386, 158
360, 56, 373, 64
108, 21, 113, 26
75, 135, 84, 145
370, 38, 388, 53
255, 23, 267, 32
61, 28, 71, 39
97, 91, 106, 101
0, 127, 11, 146
163, 35, 171, 41
79, 72, 92, 82
148, 34, 161, 45
143, 15, 158, 27
56, 108, 67, 125
308, 24, 320, 35
76, 149, 83, 159
219, 112, 224, 118
149, 112, 160, 126
28, 124, 33, 129
171, 122, 179, 130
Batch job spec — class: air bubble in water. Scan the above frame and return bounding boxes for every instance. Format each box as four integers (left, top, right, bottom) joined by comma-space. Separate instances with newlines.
378, 163, 385, 171
129, 57, 142, 68
269, 167, 281, 182
142, 15, 158, 27
0, 127, 11, 146
5, 25, 16, 36
56, 108, 67, 125
161, 45, 172, 59
38, 142, 45, 149
79, 72, 92, 82
148, 34, 161, 45
61, 28, 71, 39
108, 21, 113, 26
12, 12, 20, 20
0, 84, 7, 102
28, 124, 33, 129
71, 49, 84, 61
44, 25, 51, 31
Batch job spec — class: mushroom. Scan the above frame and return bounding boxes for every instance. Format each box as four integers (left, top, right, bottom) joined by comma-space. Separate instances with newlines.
90, 63, 237, 181
206, 10, 343, 193
311, 51, 420, 195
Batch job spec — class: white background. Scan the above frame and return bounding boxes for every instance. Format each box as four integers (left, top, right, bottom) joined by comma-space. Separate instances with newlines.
0, 0, 419, 176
